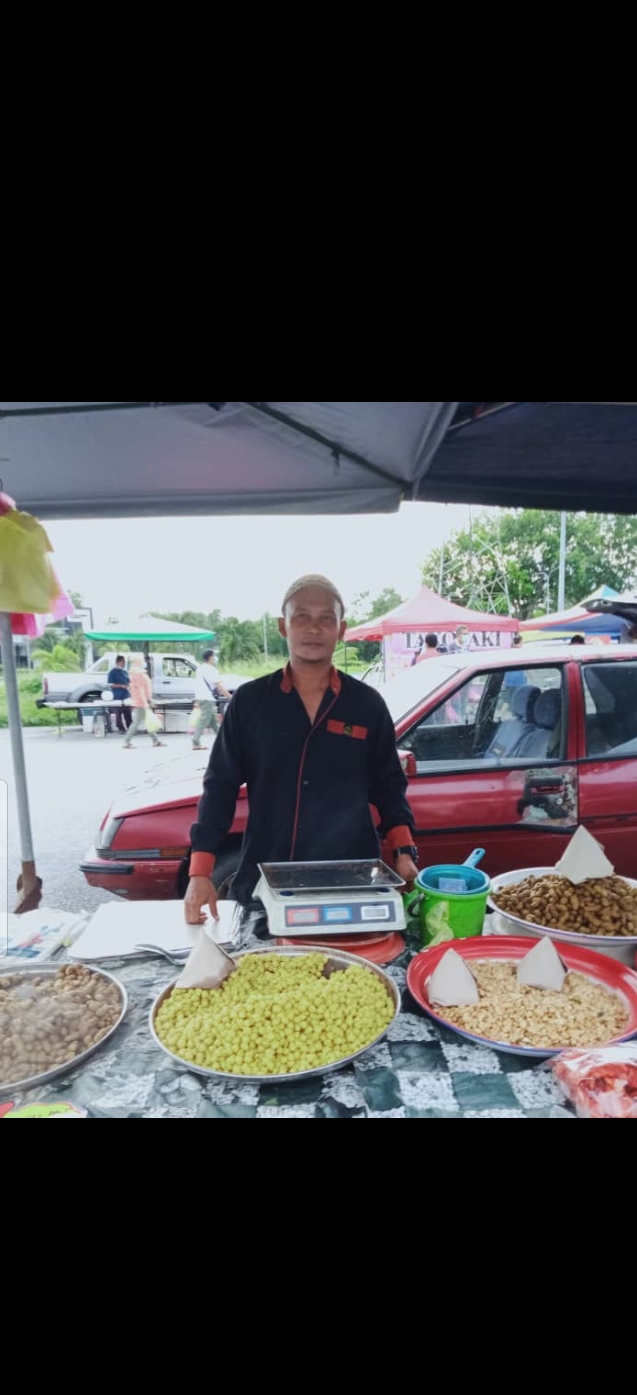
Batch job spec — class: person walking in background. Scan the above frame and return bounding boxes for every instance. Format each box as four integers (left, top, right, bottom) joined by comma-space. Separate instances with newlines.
107, 654, 132, 733
123, 658, 165, 749
192, 650, 232, 751
417, 633, 439, 661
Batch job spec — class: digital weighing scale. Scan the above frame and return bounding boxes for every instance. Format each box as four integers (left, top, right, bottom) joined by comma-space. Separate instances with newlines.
254, 859, 407, 937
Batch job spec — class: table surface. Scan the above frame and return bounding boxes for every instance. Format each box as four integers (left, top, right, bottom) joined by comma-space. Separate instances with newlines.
2, 930, 575, 1118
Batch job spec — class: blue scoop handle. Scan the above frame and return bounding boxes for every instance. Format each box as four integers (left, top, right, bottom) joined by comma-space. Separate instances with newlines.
463, 848, 485, 868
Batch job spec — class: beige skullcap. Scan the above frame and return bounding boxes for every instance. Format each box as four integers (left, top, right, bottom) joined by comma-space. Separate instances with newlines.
281, 574, 345, 616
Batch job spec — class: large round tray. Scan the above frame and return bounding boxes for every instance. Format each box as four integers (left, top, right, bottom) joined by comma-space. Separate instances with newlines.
0, 965, 128, 1096
407, 935, 637, 1058
150, 945, 400, 1083
488, 866, 637, 966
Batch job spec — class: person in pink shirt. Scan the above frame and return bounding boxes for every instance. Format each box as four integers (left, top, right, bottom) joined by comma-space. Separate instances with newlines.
122, 659, 165, 749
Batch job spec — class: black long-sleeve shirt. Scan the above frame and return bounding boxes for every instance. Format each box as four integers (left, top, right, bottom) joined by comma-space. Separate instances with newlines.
190, 664, 414, 904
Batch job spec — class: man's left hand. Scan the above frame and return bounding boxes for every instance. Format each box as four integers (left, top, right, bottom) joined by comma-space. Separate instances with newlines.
394, 853, 418, 888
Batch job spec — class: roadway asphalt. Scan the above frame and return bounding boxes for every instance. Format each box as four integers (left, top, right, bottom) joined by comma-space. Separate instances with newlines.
1, 725, 198, 914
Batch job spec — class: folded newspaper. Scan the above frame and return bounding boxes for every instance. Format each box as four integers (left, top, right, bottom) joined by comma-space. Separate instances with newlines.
2, 908, 89, 968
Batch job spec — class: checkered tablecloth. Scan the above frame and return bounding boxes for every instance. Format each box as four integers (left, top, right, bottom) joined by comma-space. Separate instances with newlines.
4, 939, 574, 1118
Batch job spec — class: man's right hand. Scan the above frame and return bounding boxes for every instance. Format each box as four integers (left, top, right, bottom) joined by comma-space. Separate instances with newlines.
184, 875, 219, 925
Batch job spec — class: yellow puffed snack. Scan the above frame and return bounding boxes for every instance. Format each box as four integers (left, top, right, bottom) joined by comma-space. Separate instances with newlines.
154, 953, 394, 1075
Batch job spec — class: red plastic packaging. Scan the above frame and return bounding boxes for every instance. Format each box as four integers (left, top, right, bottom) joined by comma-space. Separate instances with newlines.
552, 1045, 637, 1118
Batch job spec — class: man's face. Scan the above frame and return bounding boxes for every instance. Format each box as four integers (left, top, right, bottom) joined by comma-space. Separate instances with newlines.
278, 586, 346, 666
456, 629, 469, 648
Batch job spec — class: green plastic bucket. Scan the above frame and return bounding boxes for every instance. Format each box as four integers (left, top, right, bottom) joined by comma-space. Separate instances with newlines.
405, 861, 491, 947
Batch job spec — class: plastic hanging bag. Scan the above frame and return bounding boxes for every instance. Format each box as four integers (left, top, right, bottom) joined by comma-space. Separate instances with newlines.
145, 710, 162, 735
0, 507, 60, 614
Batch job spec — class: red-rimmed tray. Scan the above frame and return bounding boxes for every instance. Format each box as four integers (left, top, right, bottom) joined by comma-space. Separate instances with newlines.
406, 935, 637, 1057
276, 931, 405, 965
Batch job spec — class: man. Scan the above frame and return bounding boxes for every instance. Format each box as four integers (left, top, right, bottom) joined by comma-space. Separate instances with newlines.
107, 654, 132, 733
417, 633, 439, 661
448, 625, 471, 653
191, 650, 232, 751
185, 574, 418, 924
504, 632, 526, 692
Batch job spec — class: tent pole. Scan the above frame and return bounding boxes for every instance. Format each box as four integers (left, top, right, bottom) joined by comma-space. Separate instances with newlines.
0, 612, 42, 912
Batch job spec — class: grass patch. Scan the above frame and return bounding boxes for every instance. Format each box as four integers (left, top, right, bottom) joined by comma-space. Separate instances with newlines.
0, 674, 77, 729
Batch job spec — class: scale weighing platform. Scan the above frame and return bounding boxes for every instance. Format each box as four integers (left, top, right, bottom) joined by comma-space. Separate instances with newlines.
255, 859, 407, 937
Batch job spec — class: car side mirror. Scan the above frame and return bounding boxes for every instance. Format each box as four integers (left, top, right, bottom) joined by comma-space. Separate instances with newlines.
397, 748, 417, 778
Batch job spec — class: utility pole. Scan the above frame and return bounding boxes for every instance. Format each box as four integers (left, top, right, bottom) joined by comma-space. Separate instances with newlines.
438, 541, 445, 597
557, 512, 567, 611
262, 614, 268, 658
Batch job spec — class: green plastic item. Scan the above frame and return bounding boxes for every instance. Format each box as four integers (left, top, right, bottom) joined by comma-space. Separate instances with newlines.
424, 900, 455, 946
404, 881, 489, 947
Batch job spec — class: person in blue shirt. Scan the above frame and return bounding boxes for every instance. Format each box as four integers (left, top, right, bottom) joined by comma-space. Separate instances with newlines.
107, 655, 132, 733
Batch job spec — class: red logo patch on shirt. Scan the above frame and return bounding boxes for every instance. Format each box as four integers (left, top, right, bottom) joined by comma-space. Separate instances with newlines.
327, 719, 368, 740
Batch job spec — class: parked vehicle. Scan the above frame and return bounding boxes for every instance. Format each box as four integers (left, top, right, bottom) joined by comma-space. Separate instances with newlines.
38, 651, 200, 707
81, 644, 637, 899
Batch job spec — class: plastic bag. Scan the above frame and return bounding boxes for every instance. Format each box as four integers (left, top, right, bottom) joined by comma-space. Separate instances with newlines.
145, 710, 162, 734
425, 900, 455, 947
552, 1045, 637, 1118
0, 508, 60, 614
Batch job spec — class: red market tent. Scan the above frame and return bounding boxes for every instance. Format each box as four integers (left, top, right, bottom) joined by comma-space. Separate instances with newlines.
345, 585, 518, 642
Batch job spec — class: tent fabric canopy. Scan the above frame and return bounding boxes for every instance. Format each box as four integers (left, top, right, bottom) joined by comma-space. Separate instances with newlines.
84, 616, 215, 642
345, 584, 518, 641
2, 401, 637, 517
518, 586, 623, 635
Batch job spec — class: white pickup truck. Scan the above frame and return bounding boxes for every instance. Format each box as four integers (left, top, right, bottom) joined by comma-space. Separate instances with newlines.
37, 652, 199, 707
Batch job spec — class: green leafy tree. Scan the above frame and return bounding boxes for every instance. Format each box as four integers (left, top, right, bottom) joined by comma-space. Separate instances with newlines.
422, 510, 637, 619
366, 587, 405, 620
345, 587, 405, 662
218, 619, 261, 666
31, 643, 85, 671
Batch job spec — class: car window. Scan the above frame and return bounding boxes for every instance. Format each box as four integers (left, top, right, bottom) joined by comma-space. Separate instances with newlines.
401, 665, 565, 772
162, 657, 194, 678
583, 662, 637, 757
93, 658, 109, 673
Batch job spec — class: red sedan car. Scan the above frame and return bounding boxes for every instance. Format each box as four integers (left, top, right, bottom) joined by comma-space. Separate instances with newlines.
82, 644, 637, 898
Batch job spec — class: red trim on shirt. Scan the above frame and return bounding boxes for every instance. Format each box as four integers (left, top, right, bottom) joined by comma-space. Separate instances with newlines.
385, 825, 413, 850
327, 719, 367, 739
280, 662, 341, 696
289, 691, 339, 860
190, 851, 216, 877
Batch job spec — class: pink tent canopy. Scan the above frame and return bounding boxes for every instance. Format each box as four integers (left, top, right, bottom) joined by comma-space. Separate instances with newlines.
345, 585, 518, 640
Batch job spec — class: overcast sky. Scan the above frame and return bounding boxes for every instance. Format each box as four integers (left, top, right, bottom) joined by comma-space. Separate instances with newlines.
46, 502, 475, 624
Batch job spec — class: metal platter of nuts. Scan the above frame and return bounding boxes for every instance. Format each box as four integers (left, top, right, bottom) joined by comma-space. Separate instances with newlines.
0, 964, 128, 1094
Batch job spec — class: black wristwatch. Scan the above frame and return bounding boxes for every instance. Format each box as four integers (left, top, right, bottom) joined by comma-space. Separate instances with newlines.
393, 844, 419, 864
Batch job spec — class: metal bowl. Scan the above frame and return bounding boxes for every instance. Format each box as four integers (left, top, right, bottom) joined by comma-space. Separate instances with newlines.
0, 965, 128, 1096
488, 867, 637, 966
149, 945, 401, 1083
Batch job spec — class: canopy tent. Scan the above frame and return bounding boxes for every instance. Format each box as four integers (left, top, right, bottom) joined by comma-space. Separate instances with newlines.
2, 400, 637, 913
519, 586, 624, 636
84, 617, 215, 643
2, 401, 637, 517
420, 403, 637, 513
345, 585, 518, 642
